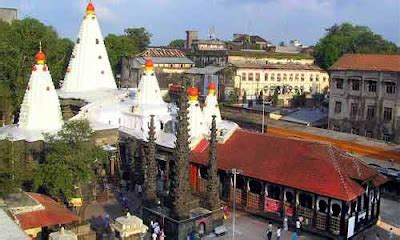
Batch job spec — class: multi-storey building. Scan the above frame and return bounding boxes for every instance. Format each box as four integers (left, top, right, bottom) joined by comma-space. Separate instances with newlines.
232, 63, 329, 105
121, 47, 194, 88
328, 54, 400, 143
0, 8, 17, 23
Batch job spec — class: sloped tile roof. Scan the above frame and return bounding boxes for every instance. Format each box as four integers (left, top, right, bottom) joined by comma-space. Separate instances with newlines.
190, 130, 386, 201
15, 193, 79, 230
329, 54, 400, 72
138, 47, 187, 58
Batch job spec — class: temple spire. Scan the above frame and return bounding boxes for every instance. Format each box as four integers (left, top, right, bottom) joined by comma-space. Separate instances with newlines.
206, 115, 220, 210
203, 80, 222, 128
61, 1, 116, 92
170, 87, 191, 219
18, 48, 63, 132
144, 115, 158, 206
187, 85, 207, 139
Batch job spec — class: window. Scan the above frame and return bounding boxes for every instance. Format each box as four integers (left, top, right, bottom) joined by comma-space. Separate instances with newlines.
264, 74, 268, 81
351, 79, 360, 91
323, 76, 327, 82
255, 73, 260, 81
76, 38, 80, 44
367, 105, 376, 120
301, 74, 305, 81
277, 73, 281, 82
248, 73, 254, 81
283, 73, 287, 81
383, 134, 392, 142
350, 103, 358, 116
386, 82, 396, 94
335, 101, 342, 113
98, 55, 102, 59
271, 73, 275, 81
383, 107, 393, 121
241, 73, 247, 81
367, 80, 377, 92
335, 78, 344, 89
316, 75, 319, 82
96, 39, 99, 44
309, 74, 313, 82
365, 130, 373, 138
351, 127, 360, 135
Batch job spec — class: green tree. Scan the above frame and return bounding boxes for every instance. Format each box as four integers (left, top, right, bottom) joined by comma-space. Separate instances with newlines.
125, 27, 152, 52
104, 27, 151, 75
34, 120, 107, 200
314, 23, 398, 69
168, 39, 185, 48
0, 140, 36, 196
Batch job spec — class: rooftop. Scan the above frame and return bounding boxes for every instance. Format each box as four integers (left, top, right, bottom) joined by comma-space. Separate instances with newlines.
228, 50, 314, 60
185, 66, 225, 75
329, 54, 400, 72
14, 193, 79, 230
138, 47, 187, 58
0, 209, 30, 240
191, 129, 386, 201
234, 63, 324, 71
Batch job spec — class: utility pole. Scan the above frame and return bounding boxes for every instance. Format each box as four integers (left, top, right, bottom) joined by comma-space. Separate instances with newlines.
230, 168, 243, 240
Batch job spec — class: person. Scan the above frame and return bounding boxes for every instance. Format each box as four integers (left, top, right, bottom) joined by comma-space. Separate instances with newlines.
154, 222, 161, 235
152, 232, 157, 240
159, 229, 166, 240
291, 232, 298, 240
266, 222, 273, 240
276, 226, 281, 240
295, 219, 301, 236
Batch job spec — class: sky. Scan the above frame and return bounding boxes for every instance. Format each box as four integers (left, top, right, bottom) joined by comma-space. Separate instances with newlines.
2, 0, 400, 46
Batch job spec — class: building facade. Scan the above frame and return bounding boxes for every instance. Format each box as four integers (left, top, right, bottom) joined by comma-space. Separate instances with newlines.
121, 47, 194, 88
232, 63, 329, 104
0, 8, 17, 23
328, 54, 400, 143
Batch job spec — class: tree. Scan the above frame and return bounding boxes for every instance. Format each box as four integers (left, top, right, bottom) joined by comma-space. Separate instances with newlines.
314, 23, 398, 69
168, 39, 185, 48
104, 28, 151, 75
34, 120, 107, 200
125, 28, 152, 53
0, 140, 36, 196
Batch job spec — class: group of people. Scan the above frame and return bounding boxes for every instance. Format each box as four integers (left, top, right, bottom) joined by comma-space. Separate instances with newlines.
151, 220, 166, 240
265, 218, 302, 240
265, 222, 282, 240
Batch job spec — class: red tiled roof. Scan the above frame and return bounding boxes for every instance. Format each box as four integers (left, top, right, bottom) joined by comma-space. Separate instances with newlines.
190, 130, 386, 201
15, 193, 79, 230
329, 54, 400, 72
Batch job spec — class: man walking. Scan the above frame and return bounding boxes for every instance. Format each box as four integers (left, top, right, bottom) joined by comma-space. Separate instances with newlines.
265, 222, 273, 240
276, 226, 281, 240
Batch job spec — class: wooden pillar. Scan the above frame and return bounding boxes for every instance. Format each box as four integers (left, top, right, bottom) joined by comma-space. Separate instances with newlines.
376, 188, 381, 219
293, 189, 298, 220
313, 194, 318, 228
340, 200, 347, 236
371, 189, 376, 221
326, 198, 331, 233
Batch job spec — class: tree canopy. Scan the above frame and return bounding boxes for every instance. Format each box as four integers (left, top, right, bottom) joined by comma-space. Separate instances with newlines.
0, 18, 73, 123
105, 27, 152, 75
168, 39, 185, 48
0, 140, 37, 196
34, 120, 107, 200
314, 23, 399, 69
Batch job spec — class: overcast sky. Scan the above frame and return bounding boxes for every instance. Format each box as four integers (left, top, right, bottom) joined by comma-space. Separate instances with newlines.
3, 0, 400, 46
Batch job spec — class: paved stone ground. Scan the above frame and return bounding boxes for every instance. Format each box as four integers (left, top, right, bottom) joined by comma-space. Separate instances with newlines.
83, 187, 399, 240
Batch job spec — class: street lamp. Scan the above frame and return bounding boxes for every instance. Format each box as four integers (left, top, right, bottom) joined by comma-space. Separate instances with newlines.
230, 168, 243, 240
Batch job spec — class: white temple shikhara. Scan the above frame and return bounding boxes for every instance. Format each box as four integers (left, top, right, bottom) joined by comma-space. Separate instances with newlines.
187, 85, 208, 140
18, 48, 63, 132
61, 2, 116, 92
203, 81, 222, 129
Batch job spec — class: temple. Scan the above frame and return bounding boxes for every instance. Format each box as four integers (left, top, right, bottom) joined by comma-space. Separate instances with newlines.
0, 48, 63, 141
60, 2, 116, 93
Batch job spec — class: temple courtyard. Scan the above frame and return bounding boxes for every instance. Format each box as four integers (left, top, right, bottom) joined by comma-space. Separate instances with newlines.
83, 187, 399, 239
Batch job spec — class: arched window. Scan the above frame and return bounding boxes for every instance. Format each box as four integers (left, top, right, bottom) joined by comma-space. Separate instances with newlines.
331, 203, 341, 217
96, 39, 99, 44
318, 199, 328, 213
